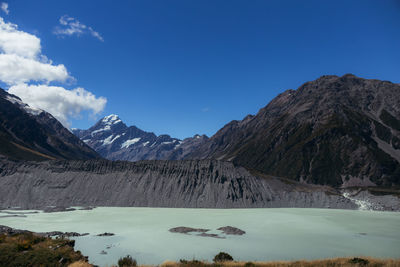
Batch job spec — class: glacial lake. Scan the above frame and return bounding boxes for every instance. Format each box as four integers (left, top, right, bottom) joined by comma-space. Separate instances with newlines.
1, 208, 400, 266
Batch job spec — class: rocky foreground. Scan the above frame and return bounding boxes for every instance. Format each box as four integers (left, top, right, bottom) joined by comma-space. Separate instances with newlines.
0, 157, 399, 210
0, 226, 88, 267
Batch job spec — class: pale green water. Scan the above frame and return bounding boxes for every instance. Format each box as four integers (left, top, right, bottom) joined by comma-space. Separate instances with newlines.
1, 208, 400, 266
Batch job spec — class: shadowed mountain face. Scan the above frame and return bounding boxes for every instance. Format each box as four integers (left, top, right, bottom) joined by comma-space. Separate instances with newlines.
73, 115, 208, 161
0, 88, 100, 161
188, 74, 400, 187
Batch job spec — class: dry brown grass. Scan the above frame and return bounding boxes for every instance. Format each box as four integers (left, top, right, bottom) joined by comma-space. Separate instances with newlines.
68, 261, 94, 267
65, 256, 400, 267
11, 141, 57, 160
156, 257, 400, 267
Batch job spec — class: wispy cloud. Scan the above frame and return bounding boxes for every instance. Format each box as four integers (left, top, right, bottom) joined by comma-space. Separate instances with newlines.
201, 107, 210, 112
1, 2, 8, 15
53, 15, 104, 42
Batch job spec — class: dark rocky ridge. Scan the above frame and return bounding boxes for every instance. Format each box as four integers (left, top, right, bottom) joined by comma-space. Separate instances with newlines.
73, 114, 208, 161
0, 157, 361, 209
188, 74, 400, 187
0, 88, 100, 161
0, 225, 88, 238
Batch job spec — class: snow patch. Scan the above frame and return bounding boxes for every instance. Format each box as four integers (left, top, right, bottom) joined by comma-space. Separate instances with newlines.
150, 142, 157, 147
6, 95, 43, 116
162, 141, 173, 145
91, 125, 111, 136
103, 134, 121, 146
142, 141, 150, 146
121, 138, 141, 149
162, 140, 178, 145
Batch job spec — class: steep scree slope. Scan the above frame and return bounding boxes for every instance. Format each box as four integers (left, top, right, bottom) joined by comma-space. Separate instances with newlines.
0, 158, 357, 209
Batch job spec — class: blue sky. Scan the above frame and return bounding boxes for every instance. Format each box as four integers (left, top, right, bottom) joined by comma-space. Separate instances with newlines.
1, 0, 400, 139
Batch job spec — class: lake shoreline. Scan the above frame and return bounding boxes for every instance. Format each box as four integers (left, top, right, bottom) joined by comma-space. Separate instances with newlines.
1, 225, 400, 267
1, 207, 399, 266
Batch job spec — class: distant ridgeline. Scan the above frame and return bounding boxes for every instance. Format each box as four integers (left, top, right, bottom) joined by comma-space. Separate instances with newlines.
72, 114, 208, 161
74, 74, 400, 188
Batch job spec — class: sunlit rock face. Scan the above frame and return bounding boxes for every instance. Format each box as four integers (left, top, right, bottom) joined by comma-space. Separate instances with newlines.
188, 74, 400, 187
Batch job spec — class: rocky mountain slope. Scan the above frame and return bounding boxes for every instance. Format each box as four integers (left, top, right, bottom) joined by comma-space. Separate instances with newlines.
188, 74, 400, 187
1, 156, 398, 210
0, 156, 359, 209
73, 115, 208, 161
0, 88, 100, 161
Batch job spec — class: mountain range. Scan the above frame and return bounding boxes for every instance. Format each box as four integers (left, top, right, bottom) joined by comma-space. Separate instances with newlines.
74, 74, 400, 188
0, 74, 399, 210
72, 115, 208, 161
187, 74, 400, 187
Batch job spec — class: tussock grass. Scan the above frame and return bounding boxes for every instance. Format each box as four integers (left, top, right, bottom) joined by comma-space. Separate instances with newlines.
68, 261, 93, 267
0, 232, 88, 267
157, 257, 400, 267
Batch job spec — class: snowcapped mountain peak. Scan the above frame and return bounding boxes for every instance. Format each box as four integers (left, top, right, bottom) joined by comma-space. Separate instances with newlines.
101, 114, 122, 125
72, 115, 208, 161
83, 114, 127, 137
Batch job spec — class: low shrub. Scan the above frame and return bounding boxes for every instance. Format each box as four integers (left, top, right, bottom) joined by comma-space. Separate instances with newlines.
0, 234, 5, 243
118, 255, 137, 267
0, 232, 87, 266
179, 259, 203, 265
244, 262, 256, 267
213, 252, 233, 262
16, 240, 32, 251
348, 257, 369, 265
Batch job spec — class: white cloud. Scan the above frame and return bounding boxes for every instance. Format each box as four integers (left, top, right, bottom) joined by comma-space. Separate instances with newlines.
8, 84, 107, 127
0, 17, 69, 84
0, 17, 40, 58
0, 54, 68, 84
0, 16, 107, 127
54, 15, 104, 42
1, 3, 8, 15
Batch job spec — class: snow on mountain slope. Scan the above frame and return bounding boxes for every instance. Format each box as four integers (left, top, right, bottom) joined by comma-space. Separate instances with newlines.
73, 115, 208, 161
